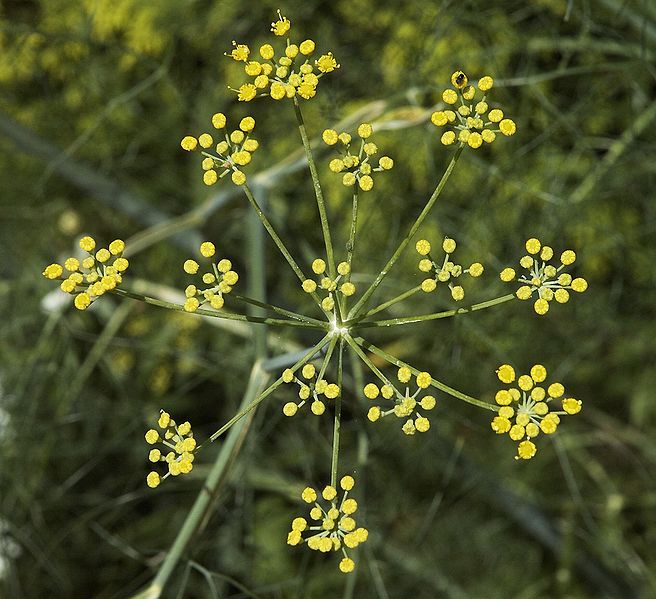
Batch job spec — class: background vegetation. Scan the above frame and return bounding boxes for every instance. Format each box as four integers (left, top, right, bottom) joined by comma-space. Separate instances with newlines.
1, 0, 655, 597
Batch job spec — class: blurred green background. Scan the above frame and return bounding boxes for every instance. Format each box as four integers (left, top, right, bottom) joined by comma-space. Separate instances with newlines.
1, 0, 655, 597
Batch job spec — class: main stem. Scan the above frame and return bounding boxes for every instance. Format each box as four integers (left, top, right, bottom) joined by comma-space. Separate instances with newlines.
330, 338, 345, 487
292, 96, 336, 279
348, 144, 464, 319
129, 363, 270, 599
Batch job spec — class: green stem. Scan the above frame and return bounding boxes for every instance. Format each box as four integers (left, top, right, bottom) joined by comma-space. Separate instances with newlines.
353, 293, 516, 329
292, 96, 336, 278
346, 191, 359, 270
355, 285, 422, 321
111, 288, 325, 330
247, 195, 268, 360
241, 183, 304, 282
352, 336, 496, 412
231, 293, 325, 327
348, 145, 464, 319
344, 334, 393, 389
318, 335, 339, 382
338, 191, 360, 319
129, 363, 270, 599
208, 334, 332, 442
242, 183, 328, 314
354, 293, 517, 329
330, 338, 345, 487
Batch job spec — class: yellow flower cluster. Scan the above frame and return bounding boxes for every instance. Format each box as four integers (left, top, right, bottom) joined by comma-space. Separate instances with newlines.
181, 241, 239, 312
282, 362, 340, 416
227, 11, 339, 102
431, 71, 516, 148
366, 366, 436, 435
301, 258, 355, 312
287, 475, 368, 573
42, 236, 129, 310
491, 364, 582, 460
499, 238, 588, 315
180, 113, 258, 186
322, 123, 394, 191
145, 410, 197, 488
415, 238, 483, 299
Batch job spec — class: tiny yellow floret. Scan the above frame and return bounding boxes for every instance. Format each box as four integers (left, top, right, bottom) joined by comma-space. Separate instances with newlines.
416, 239, 431, 255
183, 259, 199, 274
74, 293, 91, 310
181, 136, 197, 151
200, 242, 215, 258
322, 129, 338, 145
357, 123, 373, 138
416, 372, 432, 389
499, 119, 516, 136
497, 364, 515, 384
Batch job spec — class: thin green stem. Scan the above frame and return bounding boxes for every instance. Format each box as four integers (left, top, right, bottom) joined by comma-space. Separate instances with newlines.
348, 145, 464, 319
318, 335, 339, 382
292, 96, 336, 278
355, 285, 422, 322
231, 293, 325, 327
247, 195, 268, 360
241, 183, 304, 281
352, 293, 516, 329
346, 191, 359, 270
242, 182, 328, 314
208, 334, 332, 442
351, 336, 496, 412
344, 333, 393, 389
330, 338, 345, 488
111, 287, 325, 330
338, 191, 360, 320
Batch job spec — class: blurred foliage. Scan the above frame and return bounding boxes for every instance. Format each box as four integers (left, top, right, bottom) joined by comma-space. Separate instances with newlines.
1, 0, 656, 597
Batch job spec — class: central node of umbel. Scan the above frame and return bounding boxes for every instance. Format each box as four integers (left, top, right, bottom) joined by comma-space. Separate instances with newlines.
330, 319, 349, 336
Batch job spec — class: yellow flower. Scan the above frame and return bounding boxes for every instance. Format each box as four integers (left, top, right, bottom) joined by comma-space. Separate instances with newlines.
44, 237, 129, 310
271, 11, 291, 36
180, 136, 197, 151
230, 43, 250, 61
364, 365, 437, 434
289, 477, 367, 572
451, 70, 468, 89
237, 83, 257, 101
316, 52, 339, 73
200, 242, 215, 258
145, 412, 197, 487
211, 113, 227, 129
478, 76, 494, 91
43, 263, 63, 279
492, 363, 581, 459
432, 71, 516, 149
502, 238, 587, 315
357, 123, 373, 138
181, 113, 260, 187
79, 235, 96, 251
324, 124, 392, 190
